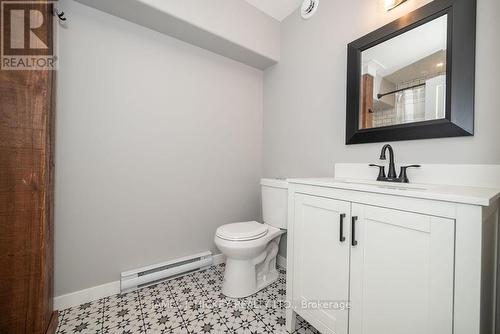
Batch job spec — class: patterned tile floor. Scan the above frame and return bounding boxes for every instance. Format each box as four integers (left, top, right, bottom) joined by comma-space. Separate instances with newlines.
56, 264, 319, 334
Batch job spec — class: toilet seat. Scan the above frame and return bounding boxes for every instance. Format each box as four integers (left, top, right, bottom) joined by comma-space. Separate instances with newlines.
216, 221, 268, 241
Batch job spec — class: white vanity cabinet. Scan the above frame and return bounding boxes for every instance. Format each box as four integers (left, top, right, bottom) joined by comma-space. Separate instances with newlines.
349, 204, 454, 334
292, 194, 351, 334
286, 170, 500, 334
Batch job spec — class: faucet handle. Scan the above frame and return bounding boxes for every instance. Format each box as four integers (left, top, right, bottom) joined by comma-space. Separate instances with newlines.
398, 165, 421, 183
369, 164, 386, 181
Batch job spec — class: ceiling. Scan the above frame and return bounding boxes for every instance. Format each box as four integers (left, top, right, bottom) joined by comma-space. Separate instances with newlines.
385, 50, 446, 84
244, 0, 303, 21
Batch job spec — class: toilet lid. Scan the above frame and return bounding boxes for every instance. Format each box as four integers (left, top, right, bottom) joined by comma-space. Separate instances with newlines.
216, 221, 268, 241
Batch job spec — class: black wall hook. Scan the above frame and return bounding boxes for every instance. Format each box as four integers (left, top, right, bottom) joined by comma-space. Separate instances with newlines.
54, 8, 67, 21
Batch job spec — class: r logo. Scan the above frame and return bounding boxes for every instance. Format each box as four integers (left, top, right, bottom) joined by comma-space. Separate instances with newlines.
1, 1, 56, 69
2, 1, 53, 55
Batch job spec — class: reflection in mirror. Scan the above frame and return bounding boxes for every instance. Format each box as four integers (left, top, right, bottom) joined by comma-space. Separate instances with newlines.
359, 15, 448, 129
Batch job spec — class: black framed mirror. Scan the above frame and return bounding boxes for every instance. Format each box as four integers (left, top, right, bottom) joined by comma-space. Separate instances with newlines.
346, 0, 476, 144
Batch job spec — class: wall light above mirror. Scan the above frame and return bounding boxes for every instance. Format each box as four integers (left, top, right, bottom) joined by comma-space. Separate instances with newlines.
385, 0, 408, 11
346, 0, 476, 145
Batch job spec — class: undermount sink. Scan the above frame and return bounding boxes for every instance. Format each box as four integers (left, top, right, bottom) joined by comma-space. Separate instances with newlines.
336, 178, 428, 191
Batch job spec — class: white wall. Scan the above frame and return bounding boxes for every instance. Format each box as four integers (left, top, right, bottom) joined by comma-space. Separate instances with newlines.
263, 0, 500, 255
55, 0, 263, 296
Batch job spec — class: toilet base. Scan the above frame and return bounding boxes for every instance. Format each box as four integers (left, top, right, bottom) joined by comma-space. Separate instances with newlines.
221, 258, 280, 298
256, 269, 279, 292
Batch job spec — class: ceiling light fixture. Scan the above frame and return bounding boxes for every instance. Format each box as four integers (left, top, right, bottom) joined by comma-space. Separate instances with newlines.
436, 62, 444, 67
384, 0, 408, 11
301, 0, 319, 19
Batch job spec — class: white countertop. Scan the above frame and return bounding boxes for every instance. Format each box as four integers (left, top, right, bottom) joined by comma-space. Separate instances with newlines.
287, 177, 500, 207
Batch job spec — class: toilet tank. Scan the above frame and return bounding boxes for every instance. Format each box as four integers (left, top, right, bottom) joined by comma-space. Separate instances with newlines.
261, 178, 288, 229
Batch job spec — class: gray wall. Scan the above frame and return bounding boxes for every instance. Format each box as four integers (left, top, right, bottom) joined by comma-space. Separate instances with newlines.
263, 0, 500, 256
55, 0, 263, 296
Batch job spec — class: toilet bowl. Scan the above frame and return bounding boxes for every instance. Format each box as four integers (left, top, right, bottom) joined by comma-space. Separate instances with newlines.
214, 179, 288, 298
214, 221, 285, 298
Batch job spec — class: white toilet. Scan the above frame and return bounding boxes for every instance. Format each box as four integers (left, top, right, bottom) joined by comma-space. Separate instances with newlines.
214, 178, 288, 298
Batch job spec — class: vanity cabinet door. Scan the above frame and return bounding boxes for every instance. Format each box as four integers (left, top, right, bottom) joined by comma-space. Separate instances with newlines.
293, 194, 351, 334
349, 204, 454, 334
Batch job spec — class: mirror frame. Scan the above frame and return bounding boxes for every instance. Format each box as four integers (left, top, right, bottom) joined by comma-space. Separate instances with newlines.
345, 0, 476, 145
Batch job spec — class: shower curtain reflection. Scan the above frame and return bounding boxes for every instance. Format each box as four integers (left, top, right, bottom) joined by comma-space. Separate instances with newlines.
395, 85, 426, 124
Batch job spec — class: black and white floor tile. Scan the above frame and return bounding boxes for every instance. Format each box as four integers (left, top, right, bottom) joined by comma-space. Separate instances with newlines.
56, 264, 319, 334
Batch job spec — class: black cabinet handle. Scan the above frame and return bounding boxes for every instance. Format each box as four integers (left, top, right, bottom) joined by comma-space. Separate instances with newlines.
339, 214, 346, 242
351, 216, 358, 246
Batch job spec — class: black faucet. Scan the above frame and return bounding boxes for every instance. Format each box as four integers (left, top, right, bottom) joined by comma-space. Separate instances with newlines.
380, 144, 397, 180
369, 144, 421, 183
